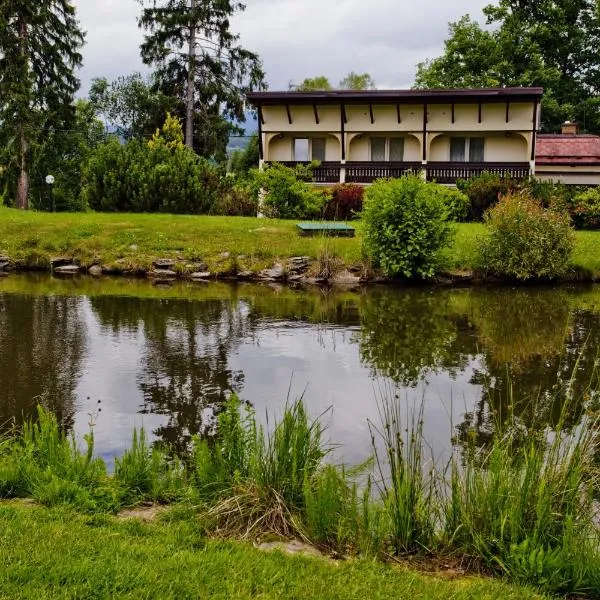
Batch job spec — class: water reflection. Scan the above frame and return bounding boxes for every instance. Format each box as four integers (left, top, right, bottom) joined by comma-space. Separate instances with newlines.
0, 276, 599, 462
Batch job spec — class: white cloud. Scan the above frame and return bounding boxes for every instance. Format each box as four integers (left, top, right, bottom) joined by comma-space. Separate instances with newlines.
72, 0, 489, 94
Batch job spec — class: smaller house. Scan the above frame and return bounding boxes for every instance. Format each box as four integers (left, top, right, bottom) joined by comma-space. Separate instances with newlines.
535, 122, 600, 185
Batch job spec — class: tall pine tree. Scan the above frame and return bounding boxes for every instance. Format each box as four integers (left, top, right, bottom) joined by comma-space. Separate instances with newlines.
139, 0, 265, 159
0, 1, 84, 209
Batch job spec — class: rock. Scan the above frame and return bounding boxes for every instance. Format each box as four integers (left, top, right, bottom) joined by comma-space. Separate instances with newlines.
51, 257, 74, 267
259, 263, 285, 281
289, 256, 310, 267
152, 259, 176, 269
190, 271, 211, 280
237, 255, 246, 260
218, 252, 231, 260
257, 540, 323, 559
88, 265, 103, 277
0, 256, 11, 271
185, 262, 208, 272
129, 244, 139, 252
151, 269, 177, 279
332, 270, 362, 287
347, 264, 364, 275
236, 271, 254, 280
54, 264, 81, 274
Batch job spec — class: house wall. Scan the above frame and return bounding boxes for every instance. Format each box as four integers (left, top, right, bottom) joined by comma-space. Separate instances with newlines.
427, 103, 535, 132
535, 165, 600, 185
429, 133, 529, 162
347, 134, 421, 161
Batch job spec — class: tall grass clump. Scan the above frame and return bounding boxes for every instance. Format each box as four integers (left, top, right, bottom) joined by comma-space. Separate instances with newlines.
114, 428, 188, 505
192, 395, 367, 550
370, 395, 436, 555
444, 399, 600, 595
0, 406, 111, 511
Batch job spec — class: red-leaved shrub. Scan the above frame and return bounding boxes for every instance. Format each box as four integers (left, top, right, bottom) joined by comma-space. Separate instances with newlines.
322, 184, 364, 221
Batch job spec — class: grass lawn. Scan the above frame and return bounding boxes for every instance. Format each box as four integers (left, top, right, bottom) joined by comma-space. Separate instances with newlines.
0, 502, 544, 600
1, 207, 600, 278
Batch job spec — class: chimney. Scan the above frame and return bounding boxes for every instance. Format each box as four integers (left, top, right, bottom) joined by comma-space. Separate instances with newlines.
562, 121, 578, 135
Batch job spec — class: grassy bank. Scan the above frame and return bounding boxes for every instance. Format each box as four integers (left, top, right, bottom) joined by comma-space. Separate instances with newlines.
2, 207, 600, 279
0, 503, 544, 600
1, 395, 599, 598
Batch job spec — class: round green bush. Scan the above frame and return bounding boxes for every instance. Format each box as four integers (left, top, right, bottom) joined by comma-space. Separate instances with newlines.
362, 175, 453, 279
427, 184, 469, 222
478, 192, 575, 280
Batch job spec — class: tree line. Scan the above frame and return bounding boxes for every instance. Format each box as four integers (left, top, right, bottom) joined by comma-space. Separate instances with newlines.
1, 0, 599, 211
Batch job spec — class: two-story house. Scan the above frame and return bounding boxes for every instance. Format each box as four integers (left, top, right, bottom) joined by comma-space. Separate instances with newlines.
246, 87, 543, 185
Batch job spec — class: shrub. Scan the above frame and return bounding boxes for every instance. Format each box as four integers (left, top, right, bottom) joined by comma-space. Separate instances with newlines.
322, 184, 364, 221
211, 182, 258, 217
477, 192, 575, 280
427, 184, 469, 222
568, 188, 600, 230
251, 162, 328, 219
82, 115, 222, 214
362, 175, 453, 279
457, 172, 518, 221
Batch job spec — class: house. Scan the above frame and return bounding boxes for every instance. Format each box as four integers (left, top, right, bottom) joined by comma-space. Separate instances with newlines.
535, 123, 600, 185
246, 88, 543, 185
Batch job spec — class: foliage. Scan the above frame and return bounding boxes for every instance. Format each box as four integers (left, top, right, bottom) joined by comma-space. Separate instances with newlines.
478, 192, 575, 280
414, 2, 600, 133
362, 176, 453, 278
228, 135, 260, 176
322, 184, 364, 221
339, 72, 376, 90
211, 182, 259, 217
569, 188, 600, 230
139, 0, 265, 159
89, 73, 175, 140
445, 400, 600, 595
29, 100, 106, 212
294, 76, 333, 91
114, 428, 187, 504
0, 0, 85, 209
82, 116, 222, 214
251, 162, 328, 219
456, 172, 518, 221
428, 184, 470, 222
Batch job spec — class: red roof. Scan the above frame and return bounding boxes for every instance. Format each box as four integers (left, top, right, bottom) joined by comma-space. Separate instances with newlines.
536, 134, 600, 166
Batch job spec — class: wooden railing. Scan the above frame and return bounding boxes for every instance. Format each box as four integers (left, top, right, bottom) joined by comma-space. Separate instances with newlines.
345, 162, 422, 184
426, 162, 531, 184
276, 161, 341, 183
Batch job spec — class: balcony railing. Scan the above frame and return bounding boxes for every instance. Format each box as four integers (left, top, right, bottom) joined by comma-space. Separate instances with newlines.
277, 161, 341, 183
426, 162, 531, 184
345, 162, 422, 184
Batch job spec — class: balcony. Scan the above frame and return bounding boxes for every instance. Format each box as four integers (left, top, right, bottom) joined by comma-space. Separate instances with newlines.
277, 161, 341, 184
426, 162, 531, 184
345, 162, 422, 184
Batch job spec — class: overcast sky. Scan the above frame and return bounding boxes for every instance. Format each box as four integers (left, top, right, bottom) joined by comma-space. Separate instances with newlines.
72, 0, 489, 95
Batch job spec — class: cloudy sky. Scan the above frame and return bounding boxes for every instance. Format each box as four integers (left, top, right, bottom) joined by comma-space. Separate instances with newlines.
72, 0, 489, 95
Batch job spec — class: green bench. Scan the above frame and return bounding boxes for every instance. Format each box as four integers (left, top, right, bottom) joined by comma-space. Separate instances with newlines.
296, 222, 356, 237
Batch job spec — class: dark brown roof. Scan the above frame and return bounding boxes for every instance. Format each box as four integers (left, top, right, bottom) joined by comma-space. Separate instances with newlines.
247, 87, 544, 105
536, 134, 600, 166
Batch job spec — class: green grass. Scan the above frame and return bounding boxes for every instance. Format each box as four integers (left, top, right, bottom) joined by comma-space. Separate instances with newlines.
0, 207, 364, 273
2, 207, 600, 278
0, 503, 546, 599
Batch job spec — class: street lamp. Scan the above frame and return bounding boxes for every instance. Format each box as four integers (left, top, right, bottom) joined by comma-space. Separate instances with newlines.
45, 175, 55, 212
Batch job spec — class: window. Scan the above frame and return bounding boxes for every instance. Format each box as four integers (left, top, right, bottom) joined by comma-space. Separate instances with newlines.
450, 137, 485, 162
370, 137, 405, 161
294, 138, 326, 161
294, 138, 309, 162
311, 138, 326, 161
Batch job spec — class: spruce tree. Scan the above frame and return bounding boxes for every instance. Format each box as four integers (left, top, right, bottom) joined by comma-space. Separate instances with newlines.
0, 1, 84, 209
139, 0, 265, 159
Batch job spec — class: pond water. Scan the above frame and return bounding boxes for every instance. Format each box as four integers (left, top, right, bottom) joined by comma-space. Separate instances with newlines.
0, 274, 599, 465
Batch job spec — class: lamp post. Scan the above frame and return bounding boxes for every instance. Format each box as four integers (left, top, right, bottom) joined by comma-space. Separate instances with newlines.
45, 175, 55, 212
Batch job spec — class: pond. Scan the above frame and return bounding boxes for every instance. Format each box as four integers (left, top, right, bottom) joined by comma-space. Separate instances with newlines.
0, 274, 599, 465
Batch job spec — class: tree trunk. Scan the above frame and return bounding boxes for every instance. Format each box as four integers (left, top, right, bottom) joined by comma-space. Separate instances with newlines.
16, 18, 29, 210
185, 0, 196, 149
16, 128, 29, 210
